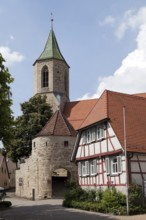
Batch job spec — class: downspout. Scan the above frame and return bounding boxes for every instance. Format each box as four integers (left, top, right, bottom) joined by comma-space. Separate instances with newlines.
123, 106, 129, 215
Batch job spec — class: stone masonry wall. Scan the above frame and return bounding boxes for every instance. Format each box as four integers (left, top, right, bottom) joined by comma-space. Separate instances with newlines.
16, 135, 77, 200
34, 59, 69, 113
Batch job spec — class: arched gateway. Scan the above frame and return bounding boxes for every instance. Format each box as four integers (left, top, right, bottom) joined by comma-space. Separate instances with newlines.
52, 168, 70, 198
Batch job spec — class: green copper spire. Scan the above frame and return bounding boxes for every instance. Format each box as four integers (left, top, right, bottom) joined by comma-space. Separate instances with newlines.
37, 25, 65, 62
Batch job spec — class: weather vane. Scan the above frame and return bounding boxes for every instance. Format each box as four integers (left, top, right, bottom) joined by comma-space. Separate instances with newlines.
51, 13, 54, 30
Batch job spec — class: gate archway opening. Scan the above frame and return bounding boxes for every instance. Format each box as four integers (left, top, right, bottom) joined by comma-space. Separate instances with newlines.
52, 168, 70, 198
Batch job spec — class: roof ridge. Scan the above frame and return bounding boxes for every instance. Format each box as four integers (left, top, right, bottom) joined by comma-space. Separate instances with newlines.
53, 110, 59, 134
107, 89, 146, 101
60, 111, 76, 136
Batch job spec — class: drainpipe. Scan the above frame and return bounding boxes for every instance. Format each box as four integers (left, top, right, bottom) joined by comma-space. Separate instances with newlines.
123, 106, 129, 215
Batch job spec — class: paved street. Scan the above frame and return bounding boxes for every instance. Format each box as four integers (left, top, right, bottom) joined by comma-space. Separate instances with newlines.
0, 194, 146, 220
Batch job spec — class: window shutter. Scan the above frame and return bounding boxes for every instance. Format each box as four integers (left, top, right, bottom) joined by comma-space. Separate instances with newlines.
117, 156, 122, 173
105, 158, 110, 174
82, 132, 86, 144
86, 161, 89, 175
92, 128, 96, 141
78, 162, 82, 176
93, 159, 97, 174
101, 127, 105, 138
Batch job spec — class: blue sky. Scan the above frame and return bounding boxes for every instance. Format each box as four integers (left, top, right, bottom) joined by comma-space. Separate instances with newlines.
1, 0, 146, 117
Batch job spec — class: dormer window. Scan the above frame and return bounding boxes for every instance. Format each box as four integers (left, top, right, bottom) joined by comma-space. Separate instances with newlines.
42, 66, 48, 87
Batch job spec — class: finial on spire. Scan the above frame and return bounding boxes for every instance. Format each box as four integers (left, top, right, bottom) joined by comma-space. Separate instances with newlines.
51, 13, 54, 30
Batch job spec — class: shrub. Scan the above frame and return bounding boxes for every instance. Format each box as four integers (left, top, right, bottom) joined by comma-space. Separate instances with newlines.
63, 182, 146, 215
128, 183, 146, 215
100, 188, 126, 214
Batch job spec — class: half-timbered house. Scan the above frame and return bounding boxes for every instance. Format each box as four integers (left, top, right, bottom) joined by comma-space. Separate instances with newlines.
70, 90, 146, 195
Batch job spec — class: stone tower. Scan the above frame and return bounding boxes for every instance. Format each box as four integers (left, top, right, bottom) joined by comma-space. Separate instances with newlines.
33, 24, 70, 112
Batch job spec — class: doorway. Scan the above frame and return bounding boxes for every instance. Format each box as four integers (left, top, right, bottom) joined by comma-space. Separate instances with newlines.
52, 168, 69, 198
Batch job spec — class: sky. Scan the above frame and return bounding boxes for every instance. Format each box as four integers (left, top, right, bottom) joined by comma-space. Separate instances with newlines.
1, 0, 146, 117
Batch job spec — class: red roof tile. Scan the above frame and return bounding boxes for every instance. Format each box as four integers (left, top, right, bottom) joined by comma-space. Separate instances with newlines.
107, 91, 146, 153
63, 99, 98, 130
36, 110, 76, 137
79, 91, 108, 129
133, 93, 146, 98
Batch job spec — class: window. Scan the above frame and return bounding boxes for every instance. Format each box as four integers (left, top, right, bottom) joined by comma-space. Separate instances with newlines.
111, 157, 118, 174
64, 141, 69, 147
82, 131, 86, 144
87, 130, 91, 143
42, 66, 48, 87
96, 126, 105, 140
90, 159, 97, 175
82, 161, 89, 176
78, 159, 97, 177
105, 156, 122, 175
91, 127, 96, 141
64, 72, 68, 92
82, 128, 96, 144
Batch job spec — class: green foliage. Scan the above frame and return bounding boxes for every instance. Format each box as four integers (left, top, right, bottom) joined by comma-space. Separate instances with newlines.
8, 95, 53, 162
0, 53, 14, 148
63, 182, 146, 215
128, 183, 142, 205
100, 188, 126, 215
128, 184, 146, 215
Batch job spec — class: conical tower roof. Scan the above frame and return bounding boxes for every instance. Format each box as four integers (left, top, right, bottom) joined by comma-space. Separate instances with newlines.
34, 27, 68, 65
36, 110, 76, 137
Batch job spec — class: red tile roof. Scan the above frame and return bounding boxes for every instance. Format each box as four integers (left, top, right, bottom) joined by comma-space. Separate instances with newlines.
107, 91, 146, 153
66, 90, 146, 153
133, 93, 146, 98
36, 110, 76, 137
63, 99, 98, 130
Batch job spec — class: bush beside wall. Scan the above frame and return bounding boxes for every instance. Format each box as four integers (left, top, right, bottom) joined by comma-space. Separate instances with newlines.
63, 181, 146, 215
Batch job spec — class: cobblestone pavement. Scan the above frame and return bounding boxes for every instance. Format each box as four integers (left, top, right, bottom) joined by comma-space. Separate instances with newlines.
0, 193, 146, 220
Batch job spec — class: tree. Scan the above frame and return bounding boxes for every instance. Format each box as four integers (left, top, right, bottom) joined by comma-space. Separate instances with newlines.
9, 95, 53, 162
0, 53, 14, 148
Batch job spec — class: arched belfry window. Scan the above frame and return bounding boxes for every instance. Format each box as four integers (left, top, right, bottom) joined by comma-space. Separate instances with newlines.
42, 66, 48, 87
64, 72, 68, 92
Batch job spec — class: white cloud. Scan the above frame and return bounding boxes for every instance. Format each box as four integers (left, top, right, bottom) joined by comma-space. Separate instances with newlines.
0, 46, 25, 67
81, 7, 146, 100
116, 7, 146, 39
96, 23, 146, 97
99, 15, 115, 26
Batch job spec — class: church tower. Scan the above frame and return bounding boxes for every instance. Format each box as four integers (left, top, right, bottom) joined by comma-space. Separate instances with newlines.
33, 21, 70, 112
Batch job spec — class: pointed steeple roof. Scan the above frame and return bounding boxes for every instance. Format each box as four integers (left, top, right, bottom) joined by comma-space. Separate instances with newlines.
34, 26, 68, 65
36, 110, 76, 137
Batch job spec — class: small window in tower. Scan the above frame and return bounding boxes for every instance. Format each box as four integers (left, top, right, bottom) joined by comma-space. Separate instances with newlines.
64, 141, 69, 147
42, 66, 48, 87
